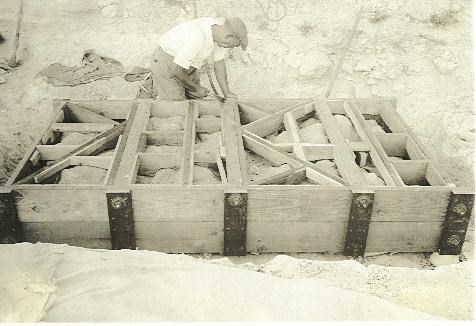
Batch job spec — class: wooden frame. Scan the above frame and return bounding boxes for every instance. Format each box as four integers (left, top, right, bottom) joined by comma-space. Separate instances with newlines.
0, 97, 472, 257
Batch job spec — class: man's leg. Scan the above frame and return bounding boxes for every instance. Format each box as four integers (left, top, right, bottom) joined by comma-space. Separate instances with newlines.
185, 68, 202, 99
150, 48, 186, 100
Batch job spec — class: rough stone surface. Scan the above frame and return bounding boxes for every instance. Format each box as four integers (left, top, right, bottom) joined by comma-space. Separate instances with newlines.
298, 50, 331, 80
366, 120, 386, 134
274, 130, 292, 143
144, 145, 182, 154
101, 4, 119, 18
0, 76, 6, 84
148, 117, 183, 131
193, 165, 220, 184
334, 115, 359, 141
98, 0, 119, 7
315, 160, 339, 177
152, 168, 178, 184
59, 166, 106, 184
0, 68, 7, 75
60, 132, 98, 145
300, 123, 329, 143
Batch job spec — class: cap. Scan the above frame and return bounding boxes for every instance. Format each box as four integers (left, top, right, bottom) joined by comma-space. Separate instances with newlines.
226, 17, 248, 50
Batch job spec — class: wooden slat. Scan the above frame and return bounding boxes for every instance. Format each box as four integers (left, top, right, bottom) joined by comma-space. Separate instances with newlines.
216, 153, 227, 184
379, 103, 406, 133
14, 188, 109, 222
17, 123, 125, 184
343, 101, 395, 186
231, 101, 249, 185
392, 160, 428, 185
237, 99, 309, 114
238, 102, 271, 124
406, 137, 427, 160
180, 102, 196, 185
144, 130, 184, 146
222, 100, 243, 185
344, 191, 375, 257
314, 99, 367, 185
375, 133, 407, 157
112, 102, 151, 186
347, 100, 405, 186
224, 191, 248, 256
23, 221, 111, 249
51, 122, 115, 133
150, 100, 187, 117
7, 102, 66, 185
303, 145, 335, 161
426, 164, 447, 186
66, 103, 120, 125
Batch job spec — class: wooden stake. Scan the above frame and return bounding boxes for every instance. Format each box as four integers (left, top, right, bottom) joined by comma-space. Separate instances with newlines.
344, 190, 374, 257
106, 191, 135, 250
0, 190, 23, 243
224, 191, 247, 256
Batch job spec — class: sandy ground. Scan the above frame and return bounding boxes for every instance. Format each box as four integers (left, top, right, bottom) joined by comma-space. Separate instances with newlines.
0, 0, 474, 321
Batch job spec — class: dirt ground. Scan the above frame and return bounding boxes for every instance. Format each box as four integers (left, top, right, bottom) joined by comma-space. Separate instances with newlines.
0, 0, 474, 321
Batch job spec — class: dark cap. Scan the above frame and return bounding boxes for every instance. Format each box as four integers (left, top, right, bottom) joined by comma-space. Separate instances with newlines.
226, 17, 248, 50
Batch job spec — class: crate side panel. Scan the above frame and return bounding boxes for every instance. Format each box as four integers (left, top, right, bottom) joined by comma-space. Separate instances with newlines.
135, 221, 223, 253
132, 188, 224, 222
247, 221, 348, 252
247, 187, 352, 222
15, 189, 109, 222
23, 221, 111, 249
372, 188, 451, 222
366, 222, 442, 252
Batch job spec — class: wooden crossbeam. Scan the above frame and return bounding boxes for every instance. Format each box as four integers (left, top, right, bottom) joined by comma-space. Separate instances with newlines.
15, 122, 126, 185
314, 99, 368, 186
52, 122, 115, 133
343, 101, 395, 186
69, 156, 112, 169
222, 100, 246, 185
111, 102, 150, 186
66, 103, 120, 125
238, 102, 271, 123
243, 130, 347, 186
347, 100, 405, 186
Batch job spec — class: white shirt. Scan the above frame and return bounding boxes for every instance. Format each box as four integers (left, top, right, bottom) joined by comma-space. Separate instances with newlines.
158, 17, 229, 69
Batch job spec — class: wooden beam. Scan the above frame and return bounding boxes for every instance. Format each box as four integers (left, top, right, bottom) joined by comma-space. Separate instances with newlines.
439, 190, 474, 255
51, 122, 115, 133
16, 122, 126, 184
343, 101, 395, 186
222, 100, 244, 185
344, 191, 375, 257
144, 130, 184, 146
347, 100, 405, 186
68, 100, 134, 119
217, 153, 228, 184
69, 156, 112, 169
243, 130, 348, 186
0, 190, 24, 243
66, 103, 120, 125
392, 160, 428, 186
111, 102, 151, 186
314, 99, 367, 185
106, 191, 136, 250
6, 102, 67, 185
231, 100, 249, 185
180, 102, 197, 185
238, 102, 271, 124
224, 191, 248, 256
36, 145, 77, 160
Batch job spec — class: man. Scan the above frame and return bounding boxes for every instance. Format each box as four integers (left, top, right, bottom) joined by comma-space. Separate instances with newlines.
151, 16, 247, 100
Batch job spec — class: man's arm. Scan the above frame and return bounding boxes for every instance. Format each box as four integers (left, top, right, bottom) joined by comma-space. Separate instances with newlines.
214, 59, 237, 98
170, 63, 208, 97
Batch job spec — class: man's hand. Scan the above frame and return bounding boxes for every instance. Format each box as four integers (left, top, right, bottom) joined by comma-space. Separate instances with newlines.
224, 91, 238, 99
187, 86, 209, 99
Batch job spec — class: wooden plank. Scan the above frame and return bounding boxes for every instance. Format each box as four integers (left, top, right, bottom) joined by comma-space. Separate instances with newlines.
16, 122, 125, 184
344, 191, 375, 257
366, 222, 442, 252
112, 102, 151, 186
426, 164, 447, 186
250, 164, 292, 185
222, 101, 243, 185
303, 145, 335, 161
69, 156, 112, 169
237, 99, 309, 114
243, 100, 313, 136
439, 190, 474, 255
392, 160, 428, 185
29, 149, 41, 167
66, 103, 120, 125
145, 130, 184, 146
406, 137, 427, 160
232, 101, 249, 186
347, 100, 405, 186
243, 134, 297, 167
134, 221, 223, 253
247, 221, 348, 253
0, 190, 24, 243
243, 131, 347, 185
343, 101, 395, 186
51, 122, 115, 133
224, 191, 248, 256
103, 135, 122, 184
371, 188, 451, 222
180, 102, 196, 185
379, 103, 406, 133
217, 153, 227, 184
247, 187, 352, 222
106, 191, 136, 250
7, 102, 67, 185
238, 102, 271, 124
37, 145, 78, 160
195, 117, 221, 132
23, 221, 111, 249
69, 100, 133, 119
131, 188, 224, 222
349, 142, 371, 152
194, 150, 217, 163
14, 188, 108, 222
314, 99, 367, 185
197, 101, 221, 117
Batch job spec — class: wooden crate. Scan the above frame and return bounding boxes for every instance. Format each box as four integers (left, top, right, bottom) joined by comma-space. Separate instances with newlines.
0, 98, 473, 257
